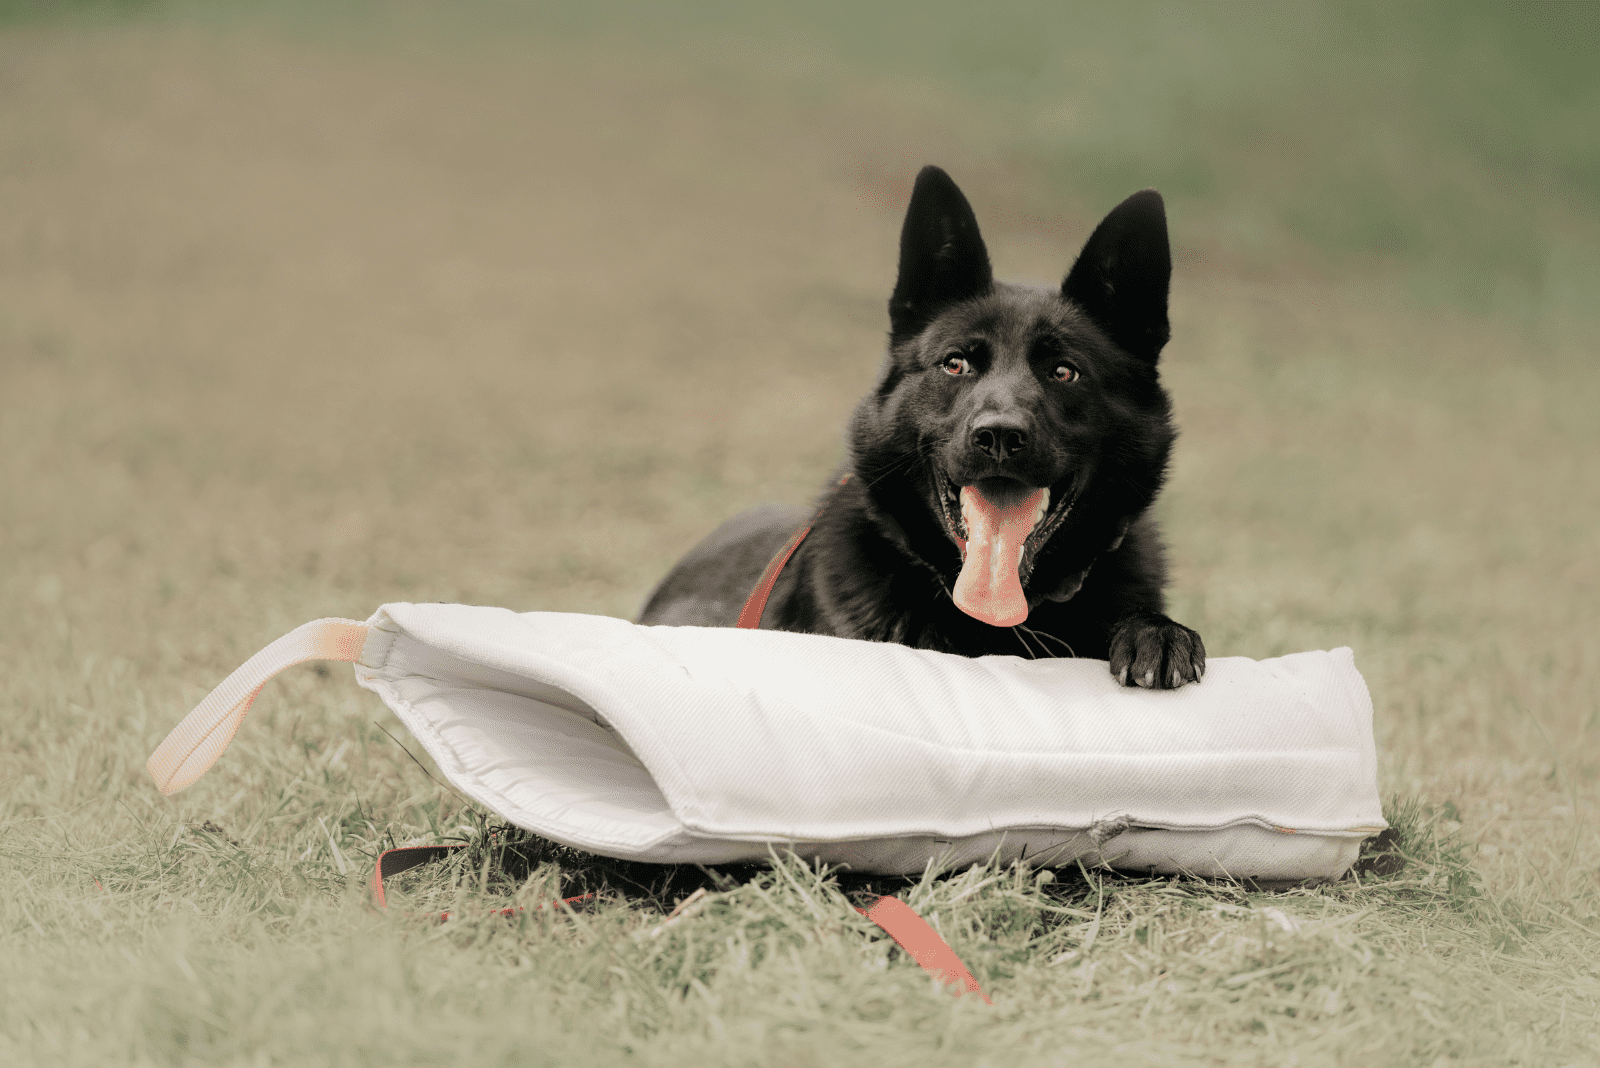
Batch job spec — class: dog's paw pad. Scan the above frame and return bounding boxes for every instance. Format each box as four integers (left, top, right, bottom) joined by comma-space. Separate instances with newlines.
1108, 613, 1206, 691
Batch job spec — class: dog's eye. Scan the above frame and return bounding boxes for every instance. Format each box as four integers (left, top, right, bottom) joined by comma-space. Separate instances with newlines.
942, 354, 972, 376
1052, 364, 1080, 383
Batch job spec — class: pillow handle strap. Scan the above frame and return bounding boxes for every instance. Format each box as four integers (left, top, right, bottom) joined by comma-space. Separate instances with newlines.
146, 618, 371, 795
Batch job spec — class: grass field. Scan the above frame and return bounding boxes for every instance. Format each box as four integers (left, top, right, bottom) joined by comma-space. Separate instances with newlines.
2, 3, 1598, 1064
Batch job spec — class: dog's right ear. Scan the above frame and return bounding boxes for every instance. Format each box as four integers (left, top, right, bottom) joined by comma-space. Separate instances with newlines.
889, 166, 993, 341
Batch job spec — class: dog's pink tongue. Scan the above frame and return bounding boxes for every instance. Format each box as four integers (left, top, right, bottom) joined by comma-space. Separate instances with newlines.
952, 484, 1044, 627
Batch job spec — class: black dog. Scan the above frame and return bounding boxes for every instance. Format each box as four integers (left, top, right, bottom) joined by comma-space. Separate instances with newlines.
639, 166, 1204, 689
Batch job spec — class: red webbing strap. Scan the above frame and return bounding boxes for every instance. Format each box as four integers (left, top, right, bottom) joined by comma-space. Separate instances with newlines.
736, 473, 851, 630
857, 895, 991, 1003
371, 845, 466, 908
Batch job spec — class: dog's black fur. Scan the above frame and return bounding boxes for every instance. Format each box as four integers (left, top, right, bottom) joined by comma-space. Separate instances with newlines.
639, 166, 1204, 689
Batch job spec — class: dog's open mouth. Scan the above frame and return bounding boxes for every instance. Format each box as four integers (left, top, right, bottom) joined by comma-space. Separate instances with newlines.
935, 475, 1076, 627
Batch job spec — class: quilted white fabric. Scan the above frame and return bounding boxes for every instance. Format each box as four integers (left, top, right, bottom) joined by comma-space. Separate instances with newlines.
353, 602, 1385, 879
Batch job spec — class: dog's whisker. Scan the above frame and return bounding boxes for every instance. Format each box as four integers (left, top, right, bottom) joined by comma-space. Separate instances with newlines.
855, 448, 927, 490
1017, 625, 1054, 659
1018, 625, 1075, 659
856, 436, 950, 493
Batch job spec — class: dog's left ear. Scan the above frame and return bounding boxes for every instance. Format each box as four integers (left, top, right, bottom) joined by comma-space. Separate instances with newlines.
1061, 189, 1171, 363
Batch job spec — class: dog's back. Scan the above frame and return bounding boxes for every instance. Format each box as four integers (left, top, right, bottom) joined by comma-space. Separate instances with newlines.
638, 504, 808, 628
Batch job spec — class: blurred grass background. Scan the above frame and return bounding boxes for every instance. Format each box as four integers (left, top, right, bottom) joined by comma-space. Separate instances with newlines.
541, 0, 1600, 332
10, 0, 1599, 332
1, 1, 1597, 1064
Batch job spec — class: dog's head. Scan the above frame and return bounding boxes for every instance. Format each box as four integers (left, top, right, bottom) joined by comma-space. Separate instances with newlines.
849, 165, 1177, 628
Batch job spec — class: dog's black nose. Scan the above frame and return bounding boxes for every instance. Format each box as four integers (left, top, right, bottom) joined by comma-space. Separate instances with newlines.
971, 420, 1028, 461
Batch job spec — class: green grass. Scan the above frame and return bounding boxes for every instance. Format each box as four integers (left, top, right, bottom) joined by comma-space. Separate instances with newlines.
0, 795, 1571, 1065
2, 5, 1598, 1065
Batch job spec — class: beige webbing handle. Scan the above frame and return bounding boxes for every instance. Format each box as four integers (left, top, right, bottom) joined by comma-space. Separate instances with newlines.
146, 618, 371, 795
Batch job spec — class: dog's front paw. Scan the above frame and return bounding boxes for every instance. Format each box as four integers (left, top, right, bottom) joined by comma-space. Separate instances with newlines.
1108, 611, 1206, 689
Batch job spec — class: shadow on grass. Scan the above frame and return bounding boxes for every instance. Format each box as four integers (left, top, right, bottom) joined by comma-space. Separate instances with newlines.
400, 794, 1485, 922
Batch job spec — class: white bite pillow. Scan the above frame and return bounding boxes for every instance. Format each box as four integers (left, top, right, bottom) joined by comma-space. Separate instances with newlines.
148, 602, 1385, 879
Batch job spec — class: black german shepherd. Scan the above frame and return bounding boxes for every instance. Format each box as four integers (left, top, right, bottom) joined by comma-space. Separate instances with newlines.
639, 166, 1204, 689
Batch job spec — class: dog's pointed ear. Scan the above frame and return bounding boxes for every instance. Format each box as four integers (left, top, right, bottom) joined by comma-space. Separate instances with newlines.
889, 166, 993, 340
1061, 189, 1171, 363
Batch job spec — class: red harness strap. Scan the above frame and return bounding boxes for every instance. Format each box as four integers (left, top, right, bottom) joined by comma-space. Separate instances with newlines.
736, 473, 850, 630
